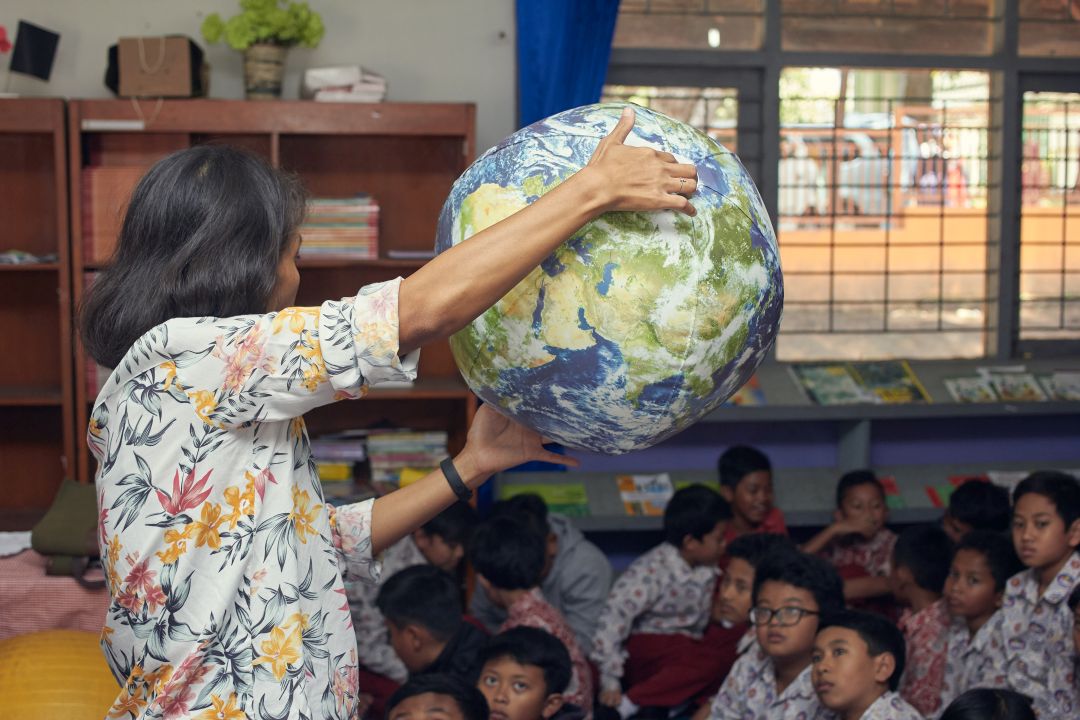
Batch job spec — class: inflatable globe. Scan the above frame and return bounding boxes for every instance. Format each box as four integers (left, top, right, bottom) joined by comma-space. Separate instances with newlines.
435, 103, 783, 454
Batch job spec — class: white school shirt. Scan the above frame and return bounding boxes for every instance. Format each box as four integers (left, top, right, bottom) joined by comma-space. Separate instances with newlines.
707, 638, 835, 720
937, 612, 1007, 714
859, 691, 923, 720
92, 278, 417, 720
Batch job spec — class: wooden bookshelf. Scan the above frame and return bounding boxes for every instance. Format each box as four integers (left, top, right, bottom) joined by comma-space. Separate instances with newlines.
0, 98, 74, 528
68, 99, 478, 484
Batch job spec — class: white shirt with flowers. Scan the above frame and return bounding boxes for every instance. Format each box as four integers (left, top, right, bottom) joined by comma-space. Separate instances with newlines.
859, 691, 923, 720
589, 542, 718, 692
938, 612, 1007, 714
999, 552, 1080, 719
91, 279, 417, 720
707, 638, 834, 720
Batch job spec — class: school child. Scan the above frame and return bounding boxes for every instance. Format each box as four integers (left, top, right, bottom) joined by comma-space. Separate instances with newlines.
469, 514, 593, 714
937, 689, 1035, 720
708, 550, 844, 719
476, 627, 577, 720
84, 109, 692, 716
349, 501, 477, 710
387, 673, 491, 720
939, 530, 1021, 710
590, 485, 731, 717
471, 493, 613, 655
999, 470, 1080, 717
802, 470, 897, 603
889, 524, 953, 717
941, 479, 1011, 544
717, 445, 787, 545
812, 610, 922, 720
376, 565, 489, 682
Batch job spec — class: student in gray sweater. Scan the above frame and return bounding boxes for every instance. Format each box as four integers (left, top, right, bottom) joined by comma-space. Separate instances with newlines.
470, 494, 613, 654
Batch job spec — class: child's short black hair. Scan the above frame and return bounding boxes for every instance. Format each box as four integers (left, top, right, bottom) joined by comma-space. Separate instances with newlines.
479, 627, 572, 696
1013, 470, 1080, 528
948, 480, 1011, 534
939, 688, 1035, 720
422, 501, 478, 547
663, 484, 732, 547
1068, 584, 1080, 613
752, 549, 845, 616
954, 530, 1023, 592
386, 673, 490, 720
818, 610, 906, 691
893, 524, 954, 593
469, 514, 546, 590
376, 565, 462, 641
726, 533, 795, 570
491, 493, 551, 535
835, 469, 885, 508
718, 445, 771, 488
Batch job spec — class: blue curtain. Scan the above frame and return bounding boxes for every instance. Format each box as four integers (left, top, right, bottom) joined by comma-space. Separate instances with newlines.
516, 0, 622, 128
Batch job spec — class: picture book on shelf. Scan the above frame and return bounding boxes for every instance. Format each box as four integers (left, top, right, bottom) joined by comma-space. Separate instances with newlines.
502, 483, 590, 517
848, 360, 931, 404
616, 473, 674, 516
979, 366, 1048, 402
944, 376, 998, 403
789, 364, 875, 405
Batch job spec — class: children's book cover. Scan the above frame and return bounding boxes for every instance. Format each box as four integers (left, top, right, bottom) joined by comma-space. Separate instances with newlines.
617, 473, 674, 516
848, 361, 931, 404
502, 483, 590, 517
1040, 372, 1080, 401
944, 376, 998, 403
790, 364, 876, 405
987, 371, 1048, 402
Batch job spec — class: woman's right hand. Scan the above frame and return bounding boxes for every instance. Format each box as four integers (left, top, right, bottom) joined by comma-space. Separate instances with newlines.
581, 106, 699, 217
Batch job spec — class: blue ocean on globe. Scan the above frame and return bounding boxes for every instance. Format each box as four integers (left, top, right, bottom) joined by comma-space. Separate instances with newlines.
435, 103, 783, 454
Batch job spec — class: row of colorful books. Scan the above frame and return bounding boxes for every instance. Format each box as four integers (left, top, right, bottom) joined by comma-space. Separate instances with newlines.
300, 196, 379, 259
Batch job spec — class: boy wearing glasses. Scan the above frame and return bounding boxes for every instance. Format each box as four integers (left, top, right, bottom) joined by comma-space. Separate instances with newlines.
707, 550, 844, 720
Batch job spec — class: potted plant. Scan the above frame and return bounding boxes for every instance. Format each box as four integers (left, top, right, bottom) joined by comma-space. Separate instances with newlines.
201, 0, 324, 100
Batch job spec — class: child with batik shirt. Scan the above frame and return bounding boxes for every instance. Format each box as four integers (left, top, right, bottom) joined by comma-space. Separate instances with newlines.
708, 550, 843, 720
999, 471, 1080, 718
939, 531, 1021, 711
591, 485, 731, 717
890, 524, 953, 717
469, 514, 592, 716
717, 445, 788, 546
812, 611, 922, 720
802, 470, 897, 603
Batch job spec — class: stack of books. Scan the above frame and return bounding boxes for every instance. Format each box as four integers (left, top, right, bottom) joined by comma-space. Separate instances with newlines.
310, 431, 369, 497
81, 166, 145, 263
300, 196, 379, 259
367, 430, 448, 487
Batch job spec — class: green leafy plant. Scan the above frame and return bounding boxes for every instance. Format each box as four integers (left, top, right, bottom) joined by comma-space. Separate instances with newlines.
202, 0, 324, 51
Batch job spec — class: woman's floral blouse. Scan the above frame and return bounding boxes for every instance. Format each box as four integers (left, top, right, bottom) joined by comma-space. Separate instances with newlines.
90, 279, 418, 720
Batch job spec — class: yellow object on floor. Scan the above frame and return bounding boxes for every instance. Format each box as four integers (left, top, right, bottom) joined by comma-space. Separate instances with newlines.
0, 629, 119, 719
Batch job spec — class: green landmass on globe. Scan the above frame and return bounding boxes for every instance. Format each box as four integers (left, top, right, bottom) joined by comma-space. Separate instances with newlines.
435, 103, 784, 454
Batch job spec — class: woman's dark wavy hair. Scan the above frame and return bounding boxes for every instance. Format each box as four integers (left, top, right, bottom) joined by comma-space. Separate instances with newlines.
79, 144, 307, 368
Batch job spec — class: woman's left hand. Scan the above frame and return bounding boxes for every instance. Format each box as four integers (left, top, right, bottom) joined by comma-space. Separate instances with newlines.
455, 404, 578, 484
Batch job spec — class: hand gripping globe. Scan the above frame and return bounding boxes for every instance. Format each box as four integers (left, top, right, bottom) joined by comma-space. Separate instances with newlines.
435, 103, 783, 454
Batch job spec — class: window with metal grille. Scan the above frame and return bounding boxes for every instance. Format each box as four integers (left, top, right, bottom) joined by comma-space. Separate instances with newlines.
613, 0, 765, 50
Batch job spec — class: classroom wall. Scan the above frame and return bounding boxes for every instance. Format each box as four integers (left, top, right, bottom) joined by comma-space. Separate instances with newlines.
2, 0, 517, 153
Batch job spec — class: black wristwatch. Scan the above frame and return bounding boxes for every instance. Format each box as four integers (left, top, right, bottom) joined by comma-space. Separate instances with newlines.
440, 457, 473, 502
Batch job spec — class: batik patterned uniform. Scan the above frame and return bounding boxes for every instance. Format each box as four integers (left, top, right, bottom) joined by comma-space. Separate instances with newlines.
502, 587, 594, 715
92, 279, 417, 720
589, 542, 718, 693
707, 639, 834, 720
897, 599, 949, 718
859, 692, 923, 720
938, 612, 1007, 712
821, 528, 897, 578
1000, 553, 1080, 718
345, 534, 426, 682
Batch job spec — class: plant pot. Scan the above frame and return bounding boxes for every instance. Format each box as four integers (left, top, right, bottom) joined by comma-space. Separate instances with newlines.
244, 43, 287, 100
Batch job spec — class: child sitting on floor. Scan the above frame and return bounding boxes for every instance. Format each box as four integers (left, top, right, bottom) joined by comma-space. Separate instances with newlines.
812, 610, 921, 720
889, 523, 953, 717
476, 627, 578, 720
938, 688, 1035, 720
469, 514, 593, 716
802, 470, 897, 603
708, 549, 844, 719
999, 470, 1080, 717
376, 565, 489, 683
717, 445, 787, 545
387, 673, 490, 720
939, 530, 1021, 709
590, 484, 731, 718
941, 478, 1011, 544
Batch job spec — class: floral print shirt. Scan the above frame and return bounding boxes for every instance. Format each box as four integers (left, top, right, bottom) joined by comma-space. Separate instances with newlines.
938, 612, 1007, 714
707, 638, 834, 720
589, 542, 719, 692
345, 534, 426, 682
898, 599, 949, 718
1000, 553, 1080, 719
860, 692, 923, 720
503, 587, 594, 715
821, 528, 897, 578
91, 279, 419, 720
